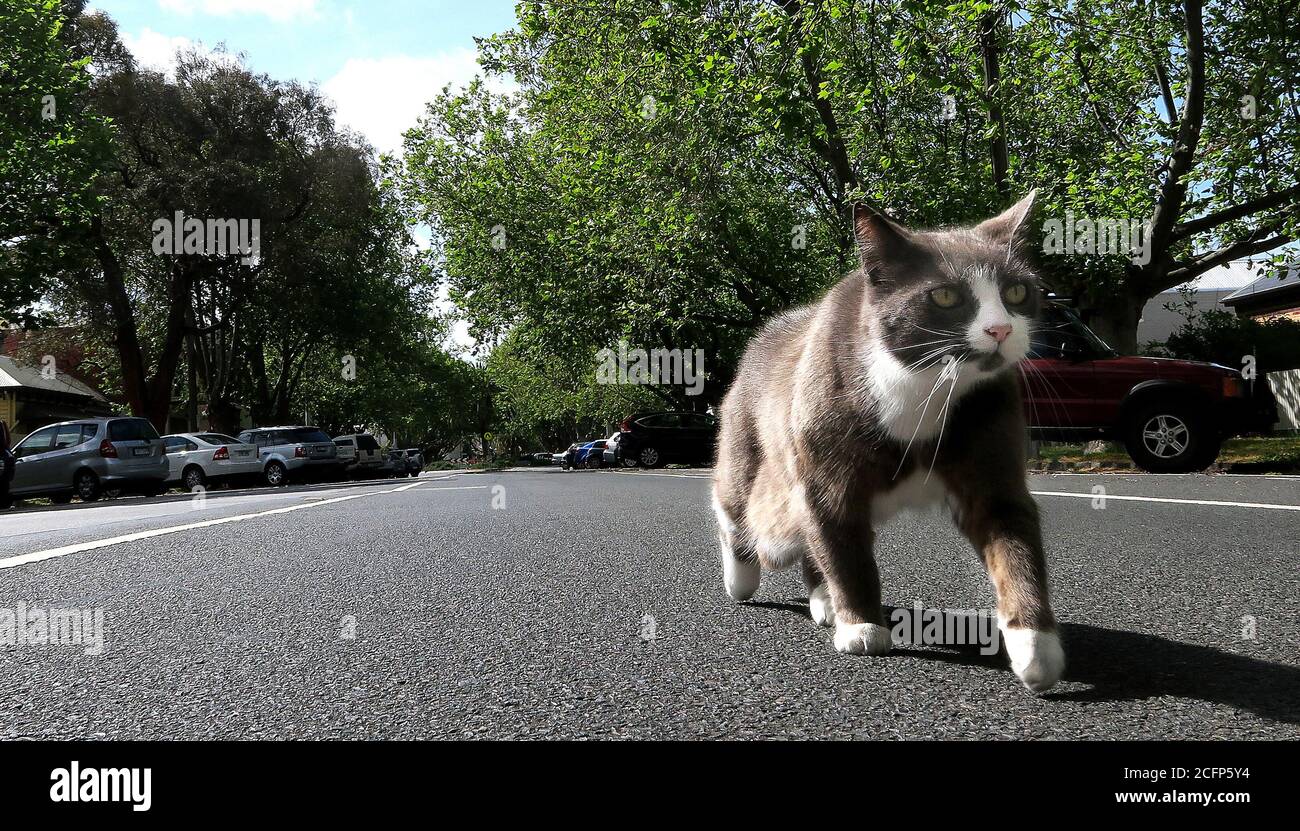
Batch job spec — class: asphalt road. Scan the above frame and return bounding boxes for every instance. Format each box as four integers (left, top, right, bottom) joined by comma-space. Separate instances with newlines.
0, 469, 1296, 739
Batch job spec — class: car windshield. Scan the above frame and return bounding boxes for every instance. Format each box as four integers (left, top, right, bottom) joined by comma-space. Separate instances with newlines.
1031, 305, 1118, 359
286, 428, 331, 443
197, 433, 240, 445
357, 435, 380, 451
109, 419, 160, 441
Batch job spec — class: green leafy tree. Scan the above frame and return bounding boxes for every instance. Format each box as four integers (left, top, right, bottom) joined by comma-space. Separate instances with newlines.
399, 0, 1298, 377
0, 0, 110, 324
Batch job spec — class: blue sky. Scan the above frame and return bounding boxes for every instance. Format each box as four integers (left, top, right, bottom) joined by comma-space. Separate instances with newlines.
90, 0, 519, 153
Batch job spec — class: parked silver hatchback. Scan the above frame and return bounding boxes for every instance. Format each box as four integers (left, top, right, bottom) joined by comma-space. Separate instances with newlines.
6, 417, 169, 504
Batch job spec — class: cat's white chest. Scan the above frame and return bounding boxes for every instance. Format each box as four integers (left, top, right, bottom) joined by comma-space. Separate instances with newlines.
870, 469, 948, 524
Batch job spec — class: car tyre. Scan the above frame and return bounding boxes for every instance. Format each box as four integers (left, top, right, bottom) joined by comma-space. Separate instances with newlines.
182, 465, 207, 491
264, 461, 288, 487
1123, 401, 1216, 473
74, 469, 102, 503
638, 446, 664, 468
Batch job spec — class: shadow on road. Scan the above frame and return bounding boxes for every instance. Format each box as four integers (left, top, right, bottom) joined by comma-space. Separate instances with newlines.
746, 599, 1300, 725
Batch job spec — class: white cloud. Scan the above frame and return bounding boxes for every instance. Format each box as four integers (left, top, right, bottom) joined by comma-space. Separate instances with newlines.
321, 49, 489, 155
158, 0, 320, 23
120, 27, 196, 74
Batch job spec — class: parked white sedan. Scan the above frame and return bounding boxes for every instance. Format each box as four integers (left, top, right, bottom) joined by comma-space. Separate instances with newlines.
161, 432, 263, 490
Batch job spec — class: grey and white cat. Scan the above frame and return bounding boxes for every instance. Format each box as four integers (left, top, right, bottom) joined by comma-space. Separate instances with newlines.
712, 192, 1065, 693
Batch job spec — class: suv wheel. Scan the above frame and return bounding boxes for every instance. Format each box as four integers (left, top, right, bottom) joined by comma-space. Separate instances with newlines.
1123, 402, 1219, 473
74, 469, 102, 502
264, 461, 287, 487
619, 455, 638, 468
638, 446, 663, 468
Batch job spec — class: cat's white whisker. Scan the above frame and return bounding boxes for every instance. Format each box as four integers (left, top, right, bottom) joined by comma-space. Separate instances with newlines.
925, 356, 965, 483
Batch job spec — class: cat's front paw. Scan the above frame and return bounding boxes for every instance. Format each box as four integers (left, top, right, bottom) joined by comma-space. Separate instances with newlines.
809, 584, 835, 627
833, 622, 892, 656
1002, 627, 1065, 693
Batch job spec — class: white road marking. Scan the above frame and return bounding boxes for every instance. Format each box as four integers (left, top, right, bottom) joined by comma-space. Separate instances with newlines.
609, 470, 1300, 511
0, 480, 483, 571
1030, 490, 1300, 512
610, 471, 712, 479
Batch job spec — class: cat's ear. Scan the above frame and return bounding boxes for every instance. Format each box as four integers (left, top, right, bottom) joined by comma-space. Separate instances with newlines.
852, 203, 914, 274
974, 189, 1037, 250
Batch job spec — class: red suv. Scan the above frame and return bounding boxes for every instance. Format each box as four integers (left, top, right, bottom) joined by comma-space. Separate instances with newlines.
1022, 304, 1277, 472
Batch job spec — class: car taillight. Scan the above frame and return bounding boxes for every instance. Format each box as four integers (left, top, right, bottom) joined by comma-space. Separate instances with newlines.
213, 446, 230, 460
1223, 376, 1246, 397
98, 439, 117, 458
620, 419, 632, 431
295, 446, 306, 458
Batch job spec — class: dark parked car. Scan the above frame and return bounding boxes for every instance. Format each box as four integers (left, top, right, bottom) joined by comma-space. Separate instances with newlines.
609, 411, 719, 468
402, 448, 425, 477
559, 443, 581, 470
1023, 303, 1277, 472
0, 421, 14, 509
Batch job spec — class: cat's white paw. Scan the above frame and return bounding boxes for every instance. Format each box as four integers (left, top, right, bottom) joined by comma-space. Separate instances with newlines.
1001, 627, 1065, 693
809, 584, 835, 627
833, 622, 892, 655
720, 541, 760, 601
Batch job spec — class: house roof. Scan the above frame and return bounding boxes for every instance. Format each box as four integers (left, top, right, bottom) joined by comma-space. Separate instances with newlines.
1221, 263, 1300, 307
0, 355, 108, 401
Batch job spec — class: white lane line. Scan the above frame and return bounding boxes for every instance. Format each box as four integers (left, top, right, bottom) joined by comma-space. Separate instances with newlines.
1031, 490, 1300, 512
607, 471, 1299, 511
0, 480, 481, 571
610, 471, 712, 479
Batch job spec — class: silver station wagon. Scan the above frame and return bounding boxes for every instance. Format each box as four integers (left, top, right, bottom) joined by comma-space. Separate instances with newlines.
5, 417, 170, 504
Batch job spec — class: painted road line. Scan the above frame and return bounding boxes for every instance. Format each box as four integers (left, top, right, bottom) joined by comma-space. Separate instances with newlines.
608, 471, 1300, 511
1030, 490, 1300, 512
611, 471, 712, 479
0, 481, 478, 571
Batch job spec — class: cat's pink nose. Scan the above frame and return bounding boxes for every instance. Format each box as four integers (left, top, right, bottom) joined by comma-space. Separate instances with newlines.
984, 324, 1013, 344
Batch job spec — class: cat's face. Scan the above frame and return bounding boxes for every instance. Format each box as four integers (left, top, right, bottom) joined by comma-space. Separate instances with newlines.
854, 193, 1041, 381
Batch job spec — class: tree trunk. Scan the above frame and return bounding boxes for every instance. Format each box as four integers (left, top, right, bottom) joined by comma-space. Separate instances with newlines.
208, 400, 241, 435
979, 9, 1011, 201
1078, 292, 1145, 355
186, 335, 199, 431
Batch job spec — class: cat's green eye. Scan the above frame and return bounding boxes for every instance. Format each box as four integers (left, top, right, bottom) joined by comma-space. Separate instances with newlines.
1003, 282, 1028, 305
929, 286, 962, 308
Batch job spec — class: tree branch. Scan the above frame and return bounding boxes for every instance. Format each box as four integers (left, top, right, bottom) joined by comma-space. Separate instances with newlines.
1146, 0, 1206, 259
1170, 183, 1300, 241
1163, 225, 1293, 286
